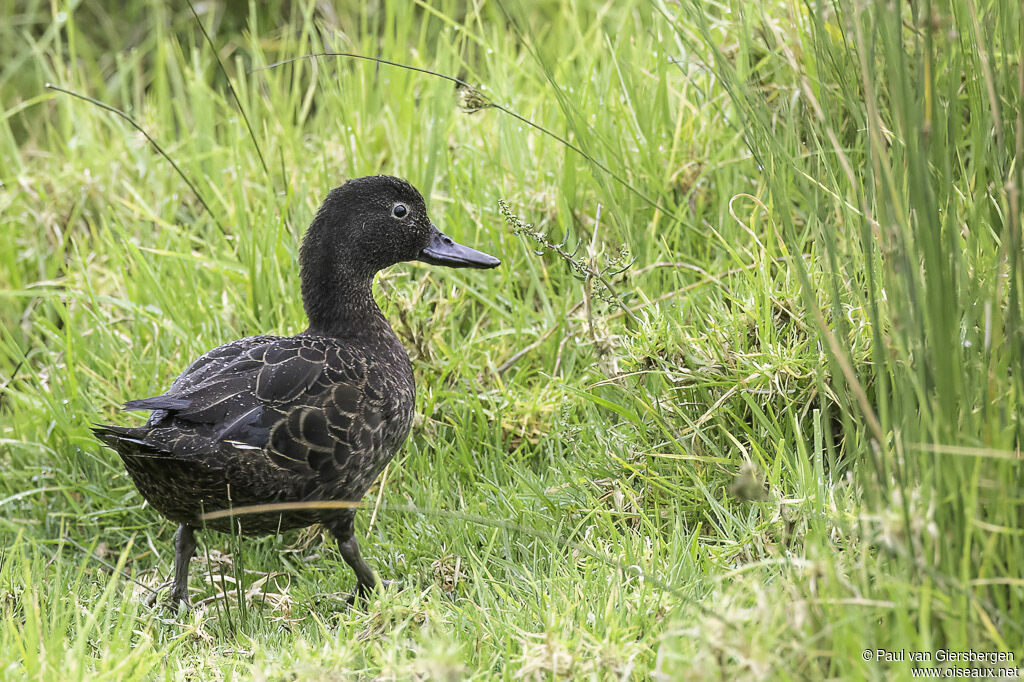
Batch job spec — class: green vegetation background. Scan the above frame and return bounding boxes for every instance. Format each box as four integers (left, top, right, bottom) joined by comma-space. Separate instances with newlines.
1, 0, 1022, 678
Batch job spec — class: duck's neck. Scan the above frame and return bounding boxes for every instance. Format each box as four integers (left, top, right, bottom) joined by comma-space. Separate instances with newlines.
300, 264, 393, 340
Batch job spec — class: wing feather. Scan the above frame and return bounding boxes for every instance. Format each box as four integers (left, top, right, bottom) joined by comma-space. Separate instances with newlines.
113, 335, 393, 491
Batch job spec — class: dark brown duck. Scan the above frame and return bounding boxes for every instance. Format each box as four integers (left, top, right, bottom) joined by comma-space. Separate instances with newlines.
93, 175, 499, 609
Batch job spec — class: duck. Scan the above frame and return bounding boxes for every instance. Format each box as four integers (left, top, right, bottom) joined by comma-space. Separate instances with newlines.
93, 175, 500, 609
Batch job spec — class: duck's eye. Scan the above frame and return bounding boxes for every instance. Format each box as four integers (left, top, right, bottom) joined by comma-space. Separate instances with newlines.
392, 203, 408, 219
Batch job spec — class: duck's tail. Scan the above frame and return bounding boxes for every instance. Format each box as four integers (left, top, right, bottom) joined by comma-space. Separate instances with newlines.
92, 422, 155, 451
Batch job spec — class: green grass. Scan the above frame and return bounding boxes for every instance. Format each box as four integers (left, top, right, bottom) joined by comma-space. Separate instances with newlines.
1, 0, 1022, 678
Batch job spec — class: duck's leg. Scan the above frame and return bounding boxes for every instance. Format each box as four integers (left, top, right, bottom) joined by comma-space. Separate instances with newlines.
328, 514, 377, 604
168, 523, 196, 610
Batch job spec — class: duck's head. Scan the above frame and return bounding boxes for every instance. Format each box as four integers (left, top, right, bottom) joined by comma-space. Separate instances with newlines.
300, 175, 500, 281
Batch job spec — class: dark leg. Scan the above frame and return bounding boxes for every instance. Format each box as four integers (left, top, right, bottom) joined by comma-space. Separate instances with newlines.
168, 523, 196, 610
328, 514, 377, 604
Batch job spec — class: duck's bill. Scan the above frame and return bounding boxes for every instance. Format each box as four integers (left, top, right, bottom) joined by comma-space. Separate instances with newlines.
417, 225, 500, 269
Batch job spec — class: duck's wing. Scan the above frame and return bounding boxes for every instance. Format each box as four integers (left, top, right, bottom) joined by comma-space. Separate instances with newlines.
126, 335, 327, 435
95, 335, 396, 490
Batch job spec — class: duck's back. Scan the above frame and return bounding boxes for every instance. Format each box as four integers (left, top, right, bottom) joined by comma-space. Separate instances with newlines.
94, 333, 414, 534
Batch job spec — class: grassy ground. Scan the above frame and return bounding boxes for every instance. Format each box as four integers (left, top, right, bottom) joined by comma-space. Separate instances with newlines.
1, 0, 1022, 678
